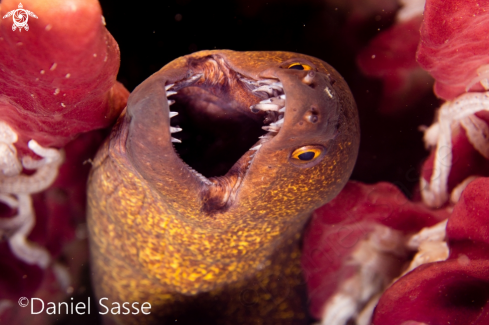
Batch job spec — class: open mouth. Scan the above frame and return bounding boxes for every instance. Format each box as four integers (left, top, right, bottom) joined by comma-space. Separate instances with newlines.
161, 57, 287, 180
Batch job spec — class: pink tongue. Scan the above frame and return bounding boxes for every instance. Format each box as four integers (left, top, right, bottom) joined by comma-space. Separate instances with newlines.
0, 0, 128, 156
417, 0, 489, 100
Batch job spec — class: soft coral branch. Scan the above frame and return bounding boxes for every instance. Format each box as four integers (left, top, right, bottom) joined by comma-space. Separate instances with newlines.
302, 181, 449, 323
0, 0, 128, 322
373, 178, 489, 325
0, 0, 128, 154
417, 0, 489, 100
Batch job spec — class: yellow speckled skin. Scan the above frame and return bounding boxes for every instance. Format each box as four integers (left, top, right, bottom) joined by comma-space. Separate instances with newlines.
87, 50, 359, 324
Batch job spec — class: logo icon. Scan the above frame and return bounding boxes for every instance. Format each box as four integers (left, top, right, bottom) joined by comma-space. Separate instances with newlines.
2, 3, 38, 32
18, 297, 29, 307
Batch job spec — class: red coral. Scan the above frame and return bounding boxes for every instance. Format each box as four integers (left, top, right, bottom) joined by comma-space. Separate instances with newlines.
420, 114, 489, 203
416, 0, 489, 207
0, 0, 128, 321
417, 0, 489, 100
373, 177, 489, 325
302, 181, 448, 319
306, 0, 489, 323
0, 0, 128, 155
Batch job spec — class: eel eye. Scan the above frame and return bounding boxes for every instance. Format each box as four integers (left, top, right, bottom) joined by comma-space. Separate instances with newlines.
290, 145, 325, 166
288, 63, 312, 71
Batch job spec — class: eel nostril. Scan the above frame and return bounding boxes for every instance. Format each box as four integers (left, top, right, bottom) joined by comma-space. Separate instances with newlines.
302, 71, 315, 85
309, 115, 318, 123
304, 107, 319, 124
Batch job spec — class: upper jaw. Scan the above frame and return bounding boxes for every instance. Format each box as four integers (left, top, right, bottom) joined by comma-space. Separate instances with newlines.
162, 72, 287, 142
160, 65, 289, 172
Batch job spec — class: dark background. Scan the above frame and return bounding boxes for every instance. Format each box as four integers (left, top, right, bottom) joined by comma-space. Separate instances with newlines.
58, 0, 439, 323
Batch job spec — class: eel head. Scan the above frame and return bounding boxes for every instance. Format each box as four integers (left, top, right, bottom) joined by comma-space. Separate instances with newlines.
119, 50, 359, 226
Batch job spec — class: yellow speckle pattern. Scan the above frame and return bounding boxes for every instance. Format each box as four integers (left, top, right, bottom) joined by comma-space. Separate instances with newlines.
87, 50, 360, 324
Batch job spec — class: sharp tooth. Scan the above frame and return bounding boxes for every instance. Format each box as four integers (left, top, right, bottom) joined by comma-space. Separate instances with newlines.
271, 118, 284, 127
268, 82, 284, 91
262, 125, 280, 132
278, 107, 286, 113
252, 83, 283, 96
279, 94, 286, 99
240, 78, 256, 85
259, 134, 273, 139
258, 79, 277, 85
171, 137, 181, 143
252, 85, 274, 95
169, 111, 178, 118
250, 103, 281, 111
165, 83, 175, 90
167, 99, 175, 106
250, 144, 262, 151
270, 98, 285, 106
166, 90, 177, 96
170, 127, 182, 133
241, 80, 259, 88
259, 97, 284, 105
188, 74, 203, 83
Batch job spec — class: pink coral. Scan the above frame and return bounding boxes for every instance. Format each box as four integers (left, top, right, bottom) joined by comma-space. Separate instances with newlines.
373, 178, 489, 325
305, 0, 489, 324
417, 0, 489, 100
0, 0, 128, 322
418, 0, 489, 207
302, 182, 448, 322
0, 0, 127, 154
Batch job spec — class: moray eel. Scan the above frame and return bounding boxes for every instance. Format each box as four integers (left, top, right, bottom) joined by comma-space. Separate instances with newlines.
87, 50, 359, 325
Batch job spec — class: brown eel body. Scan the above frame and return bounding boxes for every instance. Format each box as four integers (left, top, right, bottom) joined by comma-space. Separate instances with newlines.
87, 50, 359, 325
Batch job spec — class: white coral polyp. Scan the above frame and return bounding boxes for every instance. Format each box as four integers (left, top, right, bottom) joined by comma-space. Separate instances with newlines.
320, 225, 407, 325
0, 121, 63, 269
0, 122, 22, 177
319, 222, 449, 325
421, 91, 489, 207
